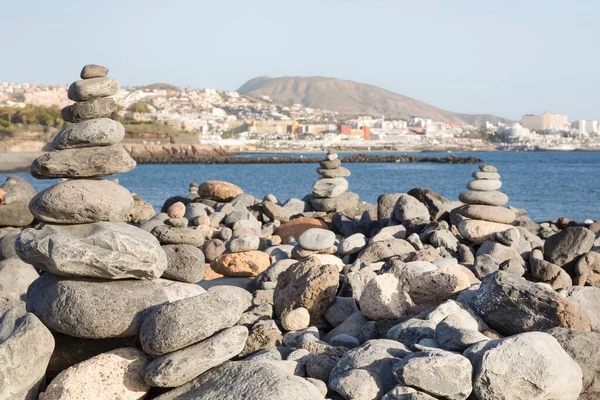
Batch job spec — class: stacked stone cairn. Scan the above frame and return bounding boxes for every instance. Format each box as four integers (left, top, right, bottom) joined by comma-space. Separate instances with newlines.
309, 151, 359, 213
4, 126, 600, 400
456, 164, 517, 244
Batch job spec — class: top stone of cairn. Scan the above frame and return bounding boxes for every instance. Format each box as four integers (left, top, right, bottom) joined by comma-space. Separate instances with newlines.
80, 64, 109, 79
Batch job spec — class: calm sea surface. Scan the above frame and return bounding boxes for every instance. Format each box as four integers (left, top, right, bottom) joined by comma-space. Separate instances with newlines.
2, 152, 599, 222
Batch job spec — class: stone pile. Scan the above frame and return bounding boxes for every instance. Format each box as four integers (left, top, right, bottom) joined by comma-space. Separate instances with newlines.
309, 152, 360, 214
3, 133, 600, 400
456, 164, 517, 244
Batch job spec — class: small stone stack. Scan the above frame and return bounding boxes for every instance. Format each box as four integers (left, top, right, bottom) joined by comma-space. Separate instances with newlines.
309, 152, 359, 212
456, 164, 516, 244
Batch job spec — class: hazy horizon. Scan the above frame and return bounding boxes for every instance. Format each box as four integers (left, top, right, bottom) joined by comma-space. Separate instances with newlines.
2, 0, 599, 121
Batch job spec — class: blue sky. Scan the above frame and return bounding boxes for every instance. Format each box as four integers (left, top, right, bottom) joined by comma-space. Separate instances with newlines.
2, 0, 598, 120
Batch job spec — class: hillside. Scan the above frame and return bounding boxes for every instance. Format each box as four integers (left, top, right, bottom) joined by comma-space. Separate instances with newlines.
238, 76, 511, 126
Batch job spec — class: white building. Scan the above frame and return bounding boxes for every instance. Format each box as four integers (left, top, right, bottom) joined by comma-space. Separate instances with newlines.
571, 120, 598, 134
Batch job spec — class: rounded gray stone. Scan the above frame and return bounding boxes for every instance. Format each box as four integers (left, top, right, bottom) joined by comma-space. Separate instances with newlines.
227, 234, 260, 253
317, 167, 351, 178
145, 326, 249, 388
16, 222, 167, 280
80, 64, 109, 79
68, 77, 119, 102
151, 225, 205, 247
153, 361, 324, 400
312, 178, 349, 198
31, 145, 135, 179
309, 191, 359, 212
52, 118, 125, 149
298, 228, 335, 251
26, 273, 204, 338
459, 191, 508, 206
162, 244, 205, 283
140, 287, 247, 355
0, 312, 55, 400
466, 179, 502, 191
61, 97, 117, 122
29, 179, 134, 224
456, 204, 516, 224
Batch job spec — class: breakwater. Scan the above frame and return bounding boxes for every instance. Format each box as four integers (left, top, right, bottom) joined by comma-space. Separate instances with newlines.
132, 153, 482, 164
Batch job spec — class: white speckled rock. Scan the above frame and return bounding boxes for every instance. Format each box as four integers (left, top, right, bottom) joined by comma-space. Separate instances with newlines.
39, 348, 150, 400
360, 274, 414, 320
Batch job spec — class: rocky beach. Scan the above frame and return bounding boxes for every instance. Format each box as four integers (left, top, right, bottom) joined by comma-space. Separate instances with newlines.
1, 65, 600, 400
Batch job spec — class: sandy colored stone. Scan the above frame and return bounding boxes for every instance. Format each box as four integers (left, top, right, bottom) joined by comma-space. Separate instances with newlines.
39, 348, 150, 400
274, 217, 328, 243
167, 201, 186, 218
211, 250, 271, 277
204, 263, 224, 280
80, 64, 109, 79
457, 204, 516, 224
197, 180, 243, 201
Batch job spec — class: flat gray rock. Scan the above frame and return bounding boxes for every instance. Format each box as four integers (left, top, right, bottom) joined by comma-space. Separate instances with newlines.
473, 271, 591, 335
26, 273, 204, 338
466, 179, 502, 191
312, 178, 349, 198
162, 244, 205, 283
393, 350, 473, 400
145, 325, 249, 387
154, 361, 323, 400
468, 332, 582, 400
544, 227, 595, 267
298, 228, 336, 251
309, 191, 359, 212
52, 118, 125, 149
152, 225, 205, 247
30, 179, 134, 224
329, 339, 412, 400
61, 97, 117, 122
140, 287, 247, 355
68, 77, 119, 102
394, 194, 430, 223
459, 191, 508, 206
80, 64, 108, 79
227, 234, 260, 253
456, 204, 516, 224
31, 146, 135, 179
0, 311, 55, 400
317, 167, 351, 178
16, 222, 167, 280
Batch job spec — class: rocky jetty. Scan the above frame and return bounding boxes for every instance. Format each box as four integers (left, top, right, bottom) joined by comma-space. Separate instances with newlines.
2, 107, 600, 400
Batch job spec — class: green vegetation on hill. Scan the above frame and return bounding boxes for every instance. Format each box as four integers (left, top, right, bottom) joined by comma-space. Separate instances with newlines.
0, 105, 63, 133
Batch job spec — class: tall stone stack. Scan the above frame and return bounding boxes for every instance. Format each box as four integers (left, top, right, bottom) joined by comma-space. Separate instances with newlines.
7, 65, 205, 398
456, 164, 516, 244
309, 152, 359, 212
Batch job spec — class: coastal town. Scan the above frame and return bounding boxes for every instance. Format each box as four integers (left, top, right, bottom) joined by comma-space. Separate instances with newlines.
0, 81, 599, 152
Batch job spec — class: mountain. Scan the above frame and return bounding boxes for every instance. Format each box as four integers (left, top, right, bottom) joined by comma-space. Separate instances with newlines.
238, 76, 511, 126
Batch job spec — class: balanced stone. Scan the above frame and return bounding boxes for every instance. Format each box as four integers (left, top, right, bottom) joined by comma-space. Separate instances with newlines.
29, 179, 134, 224
467, 179, 502, 191
457, 204, 516, 224
298, 228, 336, 251
80, 64, 109, 79
319, 158, 341, 169
459, 190, 508, 206
26, 273, 205, 338
31, 146, 136, 179
197, 180, 243, 202
16, 222, 167, 280
317, 167, 351, 178
140, 287, 247, 355
68, 77, 119, 102
309, 191, 359, 212
61, 97, 117, 122
52, 118, 125, 149
145, 325, 249, 387
480, 165, 498, 173
457, 220, 514, 244
472, 171, 500, 180
312, 177, 349, 198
